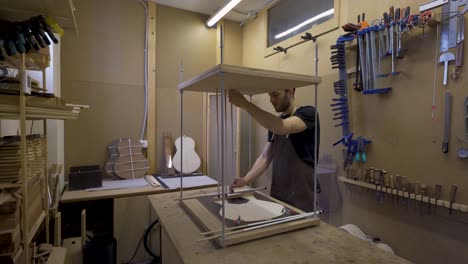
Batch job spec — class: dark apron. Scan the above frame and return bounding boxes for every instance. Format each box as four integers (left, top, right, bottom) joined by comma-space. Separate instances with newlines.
270, 133, 315, 212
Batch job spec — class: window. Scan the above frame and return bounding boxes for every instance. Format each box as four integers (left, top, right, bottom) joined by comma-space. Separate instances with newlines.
268, 0, 335, 47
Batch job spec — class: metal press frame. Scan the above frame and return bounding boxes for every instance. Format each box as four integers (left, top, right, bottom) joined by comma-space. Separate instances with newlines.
178, 25, 321, 241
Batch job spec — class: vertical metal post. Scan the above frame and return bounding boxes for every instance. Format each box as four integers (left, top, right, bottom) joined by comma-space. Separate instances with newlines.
219, 24, 226, 239
248, 96, 253, 170
180, 90, 184, 198
179, 61, 184, 198
216, 90, 221, 195
313, 38, 319, 215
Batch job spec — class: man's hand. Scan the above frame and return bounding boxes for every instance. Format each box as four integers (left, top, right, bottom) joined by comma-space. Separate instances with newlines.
229, 177, 248, 192
228, 90, 250, 109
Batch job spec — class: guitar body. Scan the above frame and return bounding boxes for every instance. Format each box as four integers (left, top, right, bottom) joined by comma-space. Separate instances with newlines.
172, 136, 201, 174
106, 138, 149, 179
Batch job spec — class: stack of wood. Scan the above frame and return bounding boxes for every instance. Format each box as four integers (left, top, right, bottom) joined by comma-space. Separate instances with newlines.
0, 190, 22, 263
0, 135, 47, 183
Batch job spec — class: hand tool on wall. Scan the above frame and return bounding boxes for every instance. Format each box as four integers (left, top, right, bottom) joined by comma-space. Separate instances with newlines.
354, 16, 363, 91
369, 26, 379, 89
369, 167, 375, 184
414, 182, 421, 211
383, 171, 390, 201
377, 20, 389, 77
384, 12, 390, 56
420, 184, 427, 216
449, 185, 458, 215
357, 30, 368, 91
456, 15, 464, 67
442, 91, 452, 153
434, 184, 442, 214
440, 52, 455, 85
440, 0, 459, 53
408, 182, 415, 208
395, 8, 401, 59
389, 7, 400, 76
365, 28, 373, 90
395, 175, 401, 204
397, 7, 410, 59
401, 176, 408, 207
426, 185, 433, 215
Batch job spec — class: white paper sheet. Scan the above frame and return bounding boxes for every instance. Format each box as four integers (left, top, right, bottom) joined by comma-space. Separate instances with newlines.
156, 175, 217, 189
86, 178, 149, 191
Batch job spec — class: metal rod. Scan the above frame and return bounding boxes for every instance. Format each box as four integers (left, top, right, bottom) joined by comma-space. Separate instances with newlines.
219, 24, 226, 239
264, 27, 339, 58
179, 60, 184, 198
216, 89, 221, 195
248, 95, 253, 170
176, 187, 267, 201
199, 211, 318, 241
231, 101, 235, 182
201, 210, 322, 236
313, 39, 319, 215
180, 91, 184, 198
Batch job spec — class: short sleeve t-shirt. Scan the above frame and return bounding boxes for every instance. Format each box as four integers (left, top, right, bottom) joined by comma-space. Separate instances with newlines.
267, 106, 320, 167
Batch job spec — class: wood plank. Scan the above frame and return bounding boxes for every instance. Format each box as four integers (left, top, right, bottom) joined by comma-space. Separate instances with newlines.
54, 212, 61, 247
45, 247, 67, 264
178, 64, 321, 95
62, 238, 82, 264
147, 1, 157, 174
149, 188, 411, 264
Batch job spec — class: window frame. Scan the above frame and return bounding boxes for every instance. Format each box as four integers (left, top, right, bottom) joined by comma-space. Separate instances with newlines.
263, 0, 340, 57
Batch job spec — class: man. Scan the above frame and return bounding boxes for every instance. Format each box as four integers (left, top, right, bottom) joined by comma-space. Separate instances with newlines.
228, 88, 319, 212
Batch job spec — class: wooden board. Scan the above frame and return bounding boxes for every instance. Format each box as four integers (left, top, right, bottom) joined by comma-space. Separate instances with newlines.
149, 188, 411, 264
180, 190, 319, 247
45, 247, 67, 264
178, 64, 321, 95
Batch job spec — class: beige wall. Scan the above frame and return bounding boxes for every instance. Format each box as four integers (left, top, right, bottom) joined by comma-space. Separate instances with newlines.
241, 0, 468, 263
62, 0, 145, 173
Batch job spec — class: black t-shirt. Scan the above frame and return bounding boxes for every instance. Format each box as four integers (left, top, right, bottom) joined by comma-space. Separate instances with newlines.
267, 106, 320, 167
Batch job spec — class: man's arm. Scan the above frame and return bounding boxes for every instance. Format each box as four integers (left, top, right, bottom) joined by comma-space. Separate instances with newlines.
230, 142, 274, 191
228, 90, 306, 135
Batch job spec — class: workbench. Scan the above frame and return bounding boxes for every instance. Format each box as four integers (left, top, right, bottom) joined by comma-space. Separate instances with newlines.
149, 188, 412, 264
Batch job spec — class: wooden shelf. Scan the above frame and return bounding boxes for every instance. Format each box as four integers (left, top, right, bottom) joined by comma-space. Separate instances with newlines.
338, 176, 468, 213
0, 0, 78, 34
178, 64, 321, 96
0, 94, 86, 120
0, 182, 22, 188
27, 210, 46, 244
0, 49, 50, 71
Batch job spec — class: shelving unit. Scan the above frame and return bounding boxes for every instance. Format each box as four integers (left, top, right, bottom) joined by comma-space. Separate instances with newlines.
338, 176, 468, 213
0, 23, 85, 263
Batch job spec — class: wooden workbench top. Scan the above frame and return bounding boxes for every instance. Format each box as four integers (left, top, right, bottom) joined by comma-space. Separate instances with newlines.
61, 182, 217, 203
148, 188, 412, 264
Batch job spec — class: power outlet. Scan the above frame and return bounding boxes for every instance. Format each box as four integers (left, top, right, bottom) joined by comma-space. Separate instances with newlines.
139, 140, 148, 148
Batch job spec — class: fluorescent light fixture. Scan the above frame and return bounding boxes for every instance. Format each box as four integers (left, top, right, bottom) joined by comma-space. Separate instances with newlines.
274, 8, 334, 39
206, 0, 243, 27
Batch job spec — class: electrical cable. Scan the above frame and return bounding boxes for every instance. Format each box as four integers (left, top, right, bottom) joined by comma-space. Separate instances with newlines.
144, 219, 161, 264
125, 220, 161, 264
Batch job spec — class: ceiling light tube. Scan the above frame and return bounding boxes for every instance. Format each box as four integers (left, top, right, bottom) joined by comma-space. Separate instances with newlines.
274, 8, 335, 39
206, 0, 243, 27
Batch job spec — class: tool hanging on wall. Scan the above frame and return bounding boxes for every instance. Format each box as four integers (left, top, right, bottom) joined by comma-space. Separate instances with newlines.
0, 15, 61, 61
440, 52, 455, 85
455, 16, 464, 67
442, 91, 452, 153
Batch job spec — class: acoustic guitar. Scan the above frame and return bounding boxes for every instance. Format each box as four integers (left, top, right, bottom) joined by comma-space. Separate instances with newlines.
105, 138, 149, 179
172, 136, 201, 174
